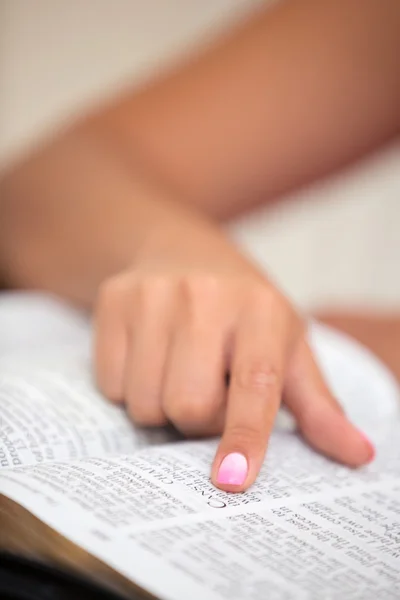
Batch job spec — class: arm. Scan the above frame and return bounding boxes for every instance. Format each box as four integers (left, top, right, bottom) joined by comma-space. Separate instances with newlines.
1, 0, 399, 300
91, 0, 400, 218
0, 0, 384, 489
0, 136, 374, 493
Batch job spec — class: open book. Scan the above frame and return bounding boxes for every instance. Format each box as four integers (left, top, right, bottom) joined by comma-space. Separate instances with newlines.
0, 292, 399, 599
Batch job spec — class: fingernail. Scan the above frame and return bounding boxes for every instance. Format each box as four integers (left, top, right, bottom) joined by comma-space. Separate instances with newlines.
217, 453, 248, 486
360, 432, 375, 463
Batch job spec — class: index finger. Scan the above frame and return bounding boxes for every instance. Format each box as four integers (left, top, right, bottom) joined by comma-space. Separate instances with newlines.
211, 294, 297, 492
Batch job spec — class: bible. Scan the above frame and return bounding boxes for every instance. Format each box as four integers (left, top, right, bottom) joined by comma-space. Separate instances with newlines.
0, 292, 399, 599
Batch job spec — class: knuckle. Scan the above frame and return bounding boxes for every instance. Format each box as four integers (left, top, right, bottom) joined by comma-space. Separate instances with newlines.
165, 390, 216, 426
234, 360, 281, 396
96, 274, 130, 313
125, 378, 165, 425
180, 275, 221, 307
138, 275, 170, 302
248, 281, 275, 307
226, 424, 267, 451
134, 276, 172, 317
249, 282, 291, 319
180, 275, 223, 329
129, 405, 166, 427
97, 371, 123, 404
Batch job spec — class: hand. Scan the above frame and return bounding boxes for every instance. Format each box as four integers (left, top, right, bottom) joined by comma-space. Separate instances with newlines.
94, 217, 374, 492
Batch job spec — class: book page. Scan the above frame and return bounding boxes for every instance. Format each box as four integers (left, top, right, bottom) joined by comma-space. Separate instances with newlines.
0, 350, 174, 469
1, 293, 399, 597
1, 423, 399, 599
308, 321, 400, 427
0, 292, 92, 356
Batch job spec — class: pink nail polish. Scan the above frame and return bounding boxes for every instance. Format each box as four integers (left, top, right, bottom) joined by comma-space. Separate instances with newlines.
360, 432, 375, 463
217, 453, 248, 486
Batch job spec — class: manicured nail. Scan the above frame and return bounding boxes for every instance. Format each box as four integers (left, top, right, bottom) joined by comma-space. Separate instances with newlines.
217, 453, 248, 486
360, 432, 375, 463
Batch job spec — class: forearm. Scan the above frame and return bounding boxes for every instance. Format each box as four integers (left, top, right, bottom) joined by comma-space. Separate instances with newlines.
0, 128, 217, 306
1, 0, 399, 302
99, 0, 400, 218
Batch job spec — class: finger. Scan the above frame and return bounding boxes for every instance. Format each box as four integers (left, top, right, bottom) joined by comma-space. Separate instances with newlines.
124, 278, 173, 427
163, 282, 229, 437
212, 293, 296, 492
94, 276, 129, 403
284, 339, 375, 466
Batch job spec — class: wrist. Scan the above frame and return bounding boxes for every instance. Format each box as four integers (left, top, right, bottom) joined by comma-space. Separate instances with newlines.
0, 121, 221, 305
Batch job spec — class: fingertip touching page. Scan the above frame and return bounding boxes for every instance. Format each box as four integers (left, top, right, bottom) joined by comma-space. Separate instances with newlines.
1, 427, 400, 599
0, 292, 399, 599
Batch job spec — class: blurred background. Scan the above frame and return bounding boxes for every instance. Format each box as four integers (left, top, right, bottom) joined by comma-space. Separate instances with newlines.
1, 0, 399, 313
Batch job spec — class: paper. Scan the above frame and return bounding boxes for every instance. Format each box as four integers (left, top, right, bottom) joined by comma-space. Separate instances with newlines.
0, 352, 173, 469
0, 291, 399, 599
308, 321, 400, 426
1, 427, 399, 599
0, 292, 91, 356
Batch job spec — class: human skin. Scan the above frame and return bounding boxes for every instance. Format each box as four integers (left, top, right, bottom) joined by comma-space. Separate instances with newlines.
1, 0, 399, 490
